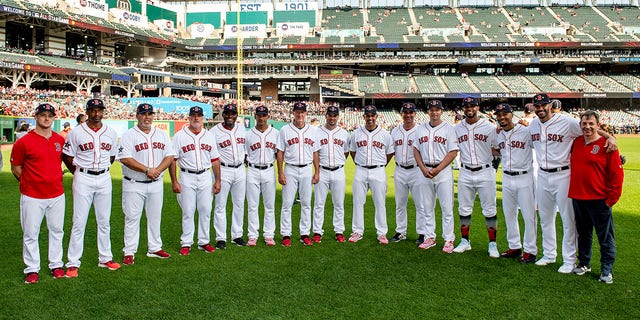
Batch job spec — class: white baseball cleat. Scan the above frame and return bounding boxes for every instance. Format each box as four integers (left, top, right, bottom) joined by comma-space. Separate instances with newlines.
453, 239, 471, 253
535, 256, 556, 266
558, 262, 575, 274
488, 242, 499, 258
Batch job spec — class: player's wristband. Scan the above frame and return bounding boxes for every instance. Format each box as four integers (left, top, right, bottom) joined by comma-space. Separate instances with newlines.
145, 167, 149, 174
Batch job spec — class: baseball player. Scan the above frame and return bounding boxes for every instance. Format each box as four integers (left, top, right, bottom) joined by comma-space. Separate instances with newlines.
117, 103, 175, 265
10, 103, 66, 284
169, 106, 222, 255
276, 102, 320, 247
529, 93, 616, 273
245, 105, 279, 246
348, 105, 394, 244
210, 103, 247, 249
413, 100, 459, 253
453, 97, 500, 258
494, 103, 537, 263
63, 99, 120, 278
312, 105, 349, 243
390, 102, 426, 245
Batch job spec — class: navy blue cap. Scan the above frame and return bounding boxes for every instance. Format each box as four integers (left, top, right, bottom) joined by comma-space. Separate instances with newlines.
35, 103, 56, 115
524, 103, 534, 113
401, 102, 416, 113
495, 103, 513, 113
533, 93, 550, 106
292, 102, 307, 112
255, 105, 269, 115
189, 106, 204, 116
326, 105, 339, 115
364, 105, 377, 115
427, 100, 444, 110
551, 99, 562, 109
137, 103, 154, 114
462, 97, 479, 106
223, 104, 238, 114
86, 99, 105, 110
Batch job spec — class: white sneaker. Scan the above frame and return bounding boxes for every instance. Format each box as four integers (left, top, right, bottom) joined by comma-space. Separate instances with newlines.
535, 256, 556, 266
488, 242, 499, 258
418, 238, 436, 250
558, 262, 575, 274
453, 239, 471, 253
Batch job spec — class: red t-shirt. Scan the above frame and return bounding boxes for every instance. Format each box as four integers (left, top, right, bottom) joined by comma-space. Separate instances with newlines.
10, 130, 65, 199
568, 136, 624, 207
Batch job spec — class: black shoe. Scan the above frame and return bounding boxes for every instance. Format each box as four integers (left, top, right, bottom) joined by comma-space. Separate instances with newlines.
215, 240, 226, 250
500, 248, 522, 258
390, 232, 406, 242
519, 252, 536, 264
415, 234, 425, 244
232, 237, 247, 246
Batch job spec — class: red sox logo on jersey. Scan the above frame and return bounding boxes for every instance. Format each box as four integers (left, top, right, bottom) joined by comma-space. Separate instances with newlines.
547, 134, 564, 142
418, 135, 447, 145
287, 137, 315, 147
182, 143, 212, 153
458, 134, 488, 143
394, 139, 413, 146
531, 133, 540, 141
498, 141, 526, 150
356, 140, 384, 149
78, 142, 112, 151
249, 141, 276, 151
591, 145, 600, 154
320, 138, 345, 146
134, 142, 165, 152
218, 138, 246, 149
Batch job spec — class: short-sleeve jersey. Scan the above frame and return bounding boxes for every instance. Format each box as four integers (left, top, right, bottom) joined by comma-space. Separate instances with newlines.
454, 118, 498, 166
172, 126, 220, 171
528, 114, 582, 169
276, 123, 320, 165
497, 123, 533, 172
116, 126, 175, 180
391, 124, 418, 166
10, 130, 65, 198
317, 126, 349, 167
210, 123, 246, 166
63, 123, 118, 170
349, 125, 393, 166
245, 126, 279, 165
413, 121, 459, 165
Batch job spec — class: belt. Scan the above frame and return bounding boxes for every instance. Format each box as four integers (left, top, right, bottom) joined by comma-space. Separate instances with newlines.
221, 162, 243, 168
124, 176, 156, 184
321, 165, 344, 171
287, 163, 310, 168
540, 166, 570, 173
462, 164, 491, 172
396, 163, 416, 170
424, 163, 441, 168
503, 170, 529, 176
180, 168, 208, 174
78, 168, 109, 175
248, 163, 274, 170
358, 164, 385, 169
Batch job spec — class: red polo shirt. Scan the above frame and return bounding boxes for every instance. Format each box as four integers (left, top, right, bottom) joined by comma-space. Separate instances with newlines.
10, 130, 65, 199
568, 136, 624, 207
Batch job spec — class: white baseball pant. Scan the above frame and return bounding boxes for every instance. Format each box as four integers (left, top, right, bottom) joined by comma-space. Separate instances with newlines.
313, 166, 346, 235
537, 170, 577, 265
352, 166, 388, 236
214, 166, 246, 241
421, 167, 456, 241
67, 171, 114, 268
246, 166, 276, 239
177, 171, 213, 247
280, 165, 313, 237
21, 194, 65, 274
393, 166, 426, 236
122, 179, 164, 255
457, 166, 496, 218
502, 172, 537, 254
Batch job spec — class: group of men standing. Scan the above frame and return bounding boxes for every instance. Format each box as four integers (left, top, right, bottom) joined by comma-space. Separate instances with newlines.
10, 93, 623, 285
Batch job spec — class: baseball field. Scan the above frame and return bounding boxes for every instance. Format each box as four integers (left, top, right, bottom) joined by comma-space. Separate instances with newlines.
0, 136, 638, 319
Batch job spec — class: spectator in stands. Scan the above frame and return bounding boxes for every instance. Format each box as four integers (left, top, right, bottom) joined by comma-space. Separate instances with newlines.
60, 122, 72, 140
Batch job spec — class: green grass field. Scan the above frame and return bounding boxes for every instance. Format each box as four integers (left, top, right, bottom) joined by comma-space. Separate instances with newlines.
1, 137, 639, 319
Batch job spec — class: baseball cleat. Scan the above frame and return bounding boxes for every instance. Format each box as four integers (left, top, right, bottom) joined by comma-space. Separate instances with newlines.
488, 242, 499, 258
391, 232, 406, 242
65, 267, 78, 278
453, 239, 471, 253
500, 248, 522, 259
51, 268, 64, 279
215, 241, 227, 250
335, 234, 346, 243
198, 244, 215, 253
180, 247, 191, 256
599, 273, 613, 284
312, 233, 322, 243
98, 260, 121, 270
232, 238, 247, 247
123, 255, 135, 265
442, 241, 455, 254
282, 237, 291, 247
573, 264, 591, 276
519, 253, 537, 264
247, 238, 258, 247
377, 235, 389, 245
534, 256, 556, 266
558, 262, 575, 274
348, 233, 363, 243
300, 235, 313, 246
24, 273, 39, 284
415, 234, 425, 244
147, 249, 171, 259
265, 238, 276, 247
418, 238, 437, 250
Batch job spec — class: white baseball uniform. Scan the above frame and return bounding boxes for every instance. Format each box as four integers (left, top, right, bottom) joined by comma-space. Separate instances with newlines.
245, 126, 279, 239
276, 123, 320, 237
117, 126, 175, 256
172, 126, 220, 247
529, 113, 582, 265
413, 121, 458, 242
497, 123, 537, 255
455, 118, 498, 218
391, 124, 426, 237
313, 125, 349, 236
210, 123, 247, 242
64, 123, 118, 268
349, 125, 393, 236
